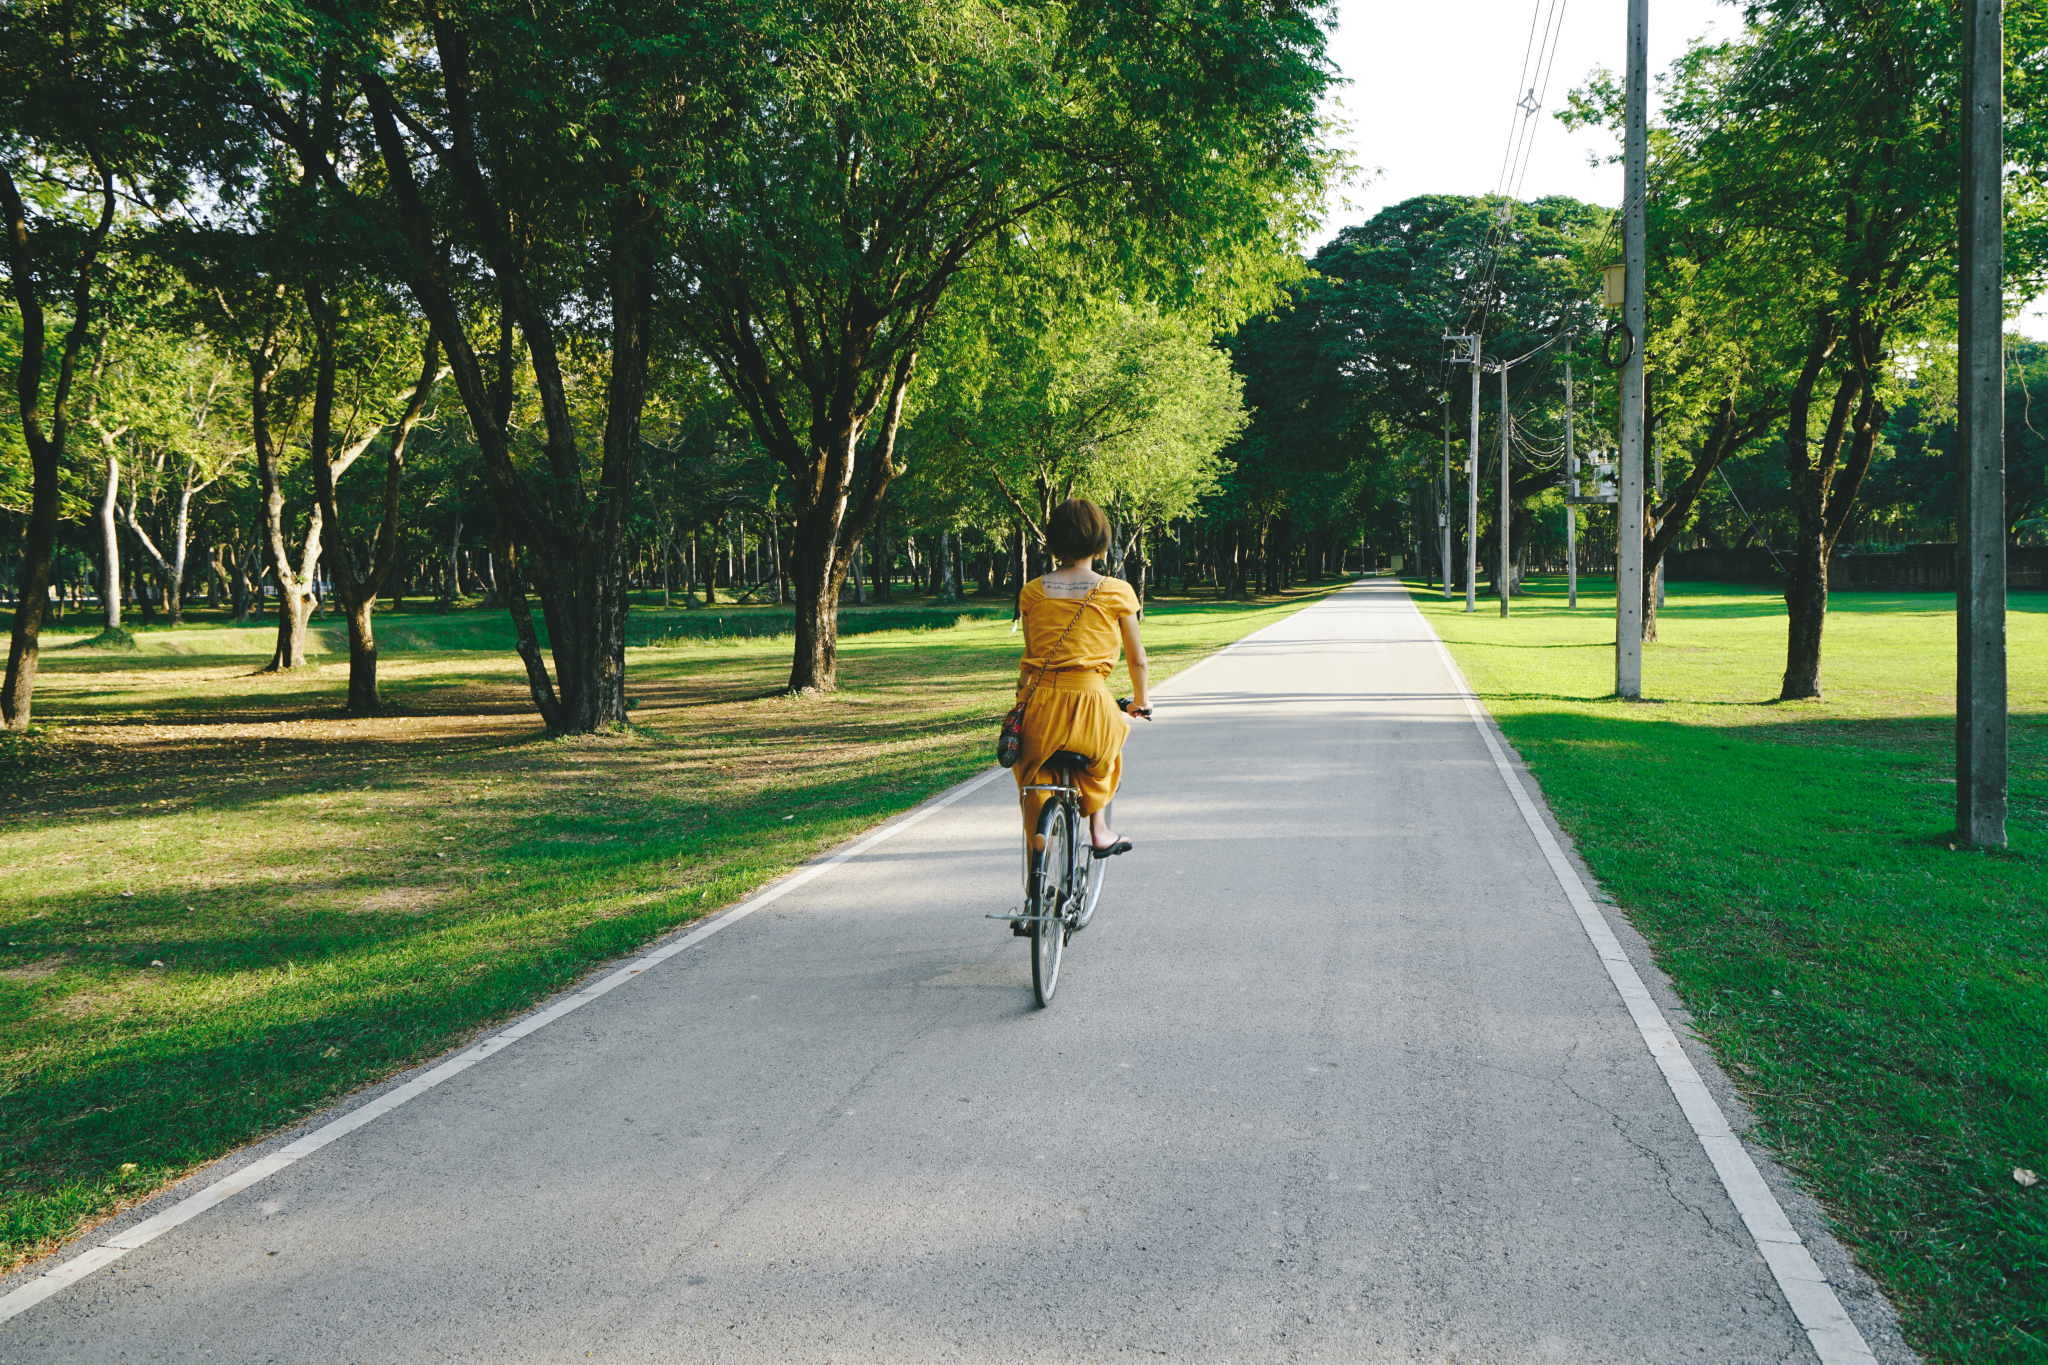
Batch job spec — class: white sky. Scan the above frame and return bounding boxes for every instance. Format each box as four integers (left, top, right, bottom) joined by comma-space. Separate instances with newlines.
1314, 0, 2046, 336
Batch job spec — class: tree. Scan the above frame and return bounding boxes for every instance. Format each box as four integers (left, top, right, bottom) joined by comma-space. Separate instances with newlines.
232, 0, 764, 730
1858, 338, 2048, 543
85, 323, 245, 626
1565, 47, 1814, 644
911, 298, 1243, 561
0, 0, 240, 726
303, 292, 440, 712
1086, 318, 1244, 599
1220, 194, 1608, 596
1, 37, 121, 725
1651, 0, 2046, 698
672, 0, 1335, 692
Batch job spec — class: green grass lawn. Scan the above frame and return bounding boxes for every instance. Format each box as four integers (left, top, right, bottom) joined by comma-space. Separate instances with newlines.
1413, 575, 2047, 1364
0, 582, 1346, 1273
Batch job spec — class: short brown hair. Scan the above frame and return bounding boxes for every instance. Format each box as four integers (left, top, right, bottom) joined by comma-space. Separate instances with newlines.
1045, 498, 1111, 562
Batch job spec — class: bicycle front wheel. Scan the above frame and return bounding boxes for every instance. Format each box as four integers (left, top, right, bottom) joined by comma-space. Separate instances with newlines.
1030, 799, 1071, 1006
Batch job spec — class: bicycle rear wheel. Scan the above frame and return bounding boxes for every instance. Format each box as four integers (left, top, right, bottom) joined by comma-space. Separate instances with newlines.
1030, 798, 1071, 1006
1075, 799, 1109, 931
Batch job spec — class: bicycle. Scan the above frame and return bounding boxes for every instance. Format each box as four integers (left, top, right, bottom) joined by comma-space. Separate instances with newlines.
999, 698, 1146, 1007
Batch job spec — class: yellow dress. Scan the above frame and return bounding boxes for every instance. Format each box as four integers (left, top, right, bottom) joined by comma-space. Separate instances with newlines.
1012, 575, 1141, 827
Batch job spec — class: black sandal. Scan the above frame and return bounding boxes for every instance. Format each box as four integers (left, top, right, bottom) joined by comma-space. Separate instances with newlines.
1090, 839, 1133, 859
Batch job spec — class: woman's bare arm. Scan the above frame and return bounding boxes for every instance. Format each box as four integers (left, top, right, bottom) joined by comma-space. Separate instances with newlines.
1118, 613, 1151, 717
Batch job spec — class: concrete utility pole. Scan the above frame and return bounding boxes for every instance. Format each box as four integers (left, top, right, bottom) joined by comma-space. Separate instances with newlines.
1616, 0, 1647, 698
1498, 363, 1512, 617
1442, 399, 1454, 598
1565, 360, 1578, 609
1958, 0, 2006, 846
1447, 334, 1482, 612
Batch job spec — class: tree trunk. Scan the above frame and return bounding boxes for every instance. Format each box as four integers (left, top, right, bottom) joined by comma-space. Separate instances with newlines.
135, 558, 158, 624
781, 354, 915, 693
439, 516, 462, 611
99, 452, 121, 631
121, 479, 201, 627
1776, 315, 1886, 701
787, 514, 844, 692
250, 319, 324, 671
873, 510, 892, 602
272, 576, 317, 670
1011, 525, 1027, 621
1, 466, 59, 727
224, 544, 254, 624
306, 324, 437, 714
774, 511, 789, 604
1781, 534, 1828, 699
343, 596, 379, 712
939, 529, 957, 602
1644, 559, 1661, 642
1, 161, 113, 730
346, 69, 654, 734
1642, 397, 1759, 647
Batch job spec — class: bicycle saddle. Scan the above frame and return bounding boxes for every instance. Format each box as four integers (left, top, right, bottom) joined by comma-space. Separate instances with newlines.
1045, 749, 1095, 772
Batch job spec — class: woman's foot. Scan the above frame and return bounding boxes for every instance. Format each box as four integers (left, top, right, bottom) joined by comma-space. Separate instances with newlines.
1088, 812, 1131, 856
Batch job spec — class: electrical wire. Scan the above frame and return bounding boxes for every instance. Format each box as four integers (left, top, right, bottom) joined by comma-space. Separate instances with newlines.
1456, 0, 1577, 342
1716, 466, 1789, 574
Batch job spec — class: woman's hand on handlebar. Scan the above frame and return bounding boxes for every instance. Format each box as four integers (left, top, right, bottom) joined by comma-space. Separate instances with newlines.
1117, 697, 1154, 721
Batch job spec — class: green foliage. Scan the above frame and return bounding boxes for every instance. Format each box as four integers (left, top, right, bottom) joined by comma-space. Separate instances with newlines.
906, 290, 1243, 539
1311, 194, 1607, 441
1860, 339, 2048, 543
1215, 193, 1607, 564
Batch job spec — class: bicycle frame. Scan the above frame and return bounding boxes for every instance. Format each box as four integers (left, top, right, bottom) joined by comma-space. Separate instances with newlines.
989, 759, 1109, 1005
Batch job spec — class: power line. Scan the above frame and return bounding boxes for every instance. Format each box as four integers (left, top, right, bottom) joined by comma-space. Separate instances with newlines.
1460, 0, 1577, 337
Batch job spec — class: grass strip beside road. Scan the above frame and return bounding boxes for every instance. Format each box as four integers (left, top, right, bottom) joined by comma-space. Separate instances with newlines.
1413, 576, 2048, 1365
0, 584, 1344, 1274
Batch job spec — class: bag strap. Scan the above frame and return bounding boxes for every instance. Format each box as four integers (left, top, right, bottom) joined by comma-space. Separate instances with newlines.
1015, 578, 1104, 716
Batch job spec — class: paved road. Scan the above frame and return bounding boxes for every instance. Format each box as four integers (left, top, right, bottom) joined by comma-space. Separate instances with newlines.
5, 581, 1908, 1364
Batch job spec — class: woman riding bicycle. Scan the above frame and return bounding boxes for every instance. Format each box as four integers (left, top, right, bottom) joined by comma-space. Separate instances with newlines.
1013, 498, 1152, 857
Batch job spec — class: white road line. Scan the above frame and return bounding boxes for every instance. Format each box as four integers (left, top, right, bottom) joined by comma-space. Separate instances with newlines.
1, 590, 1328, 1326
0, 763, 1009, 1326
1411, 592, 1878, 1365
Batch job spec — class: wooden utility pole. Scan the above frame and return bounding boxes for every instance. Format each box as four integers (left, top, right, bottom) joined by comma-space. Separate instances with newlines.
1616, 0, 1647, 697
1958, 0, 2006, 846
